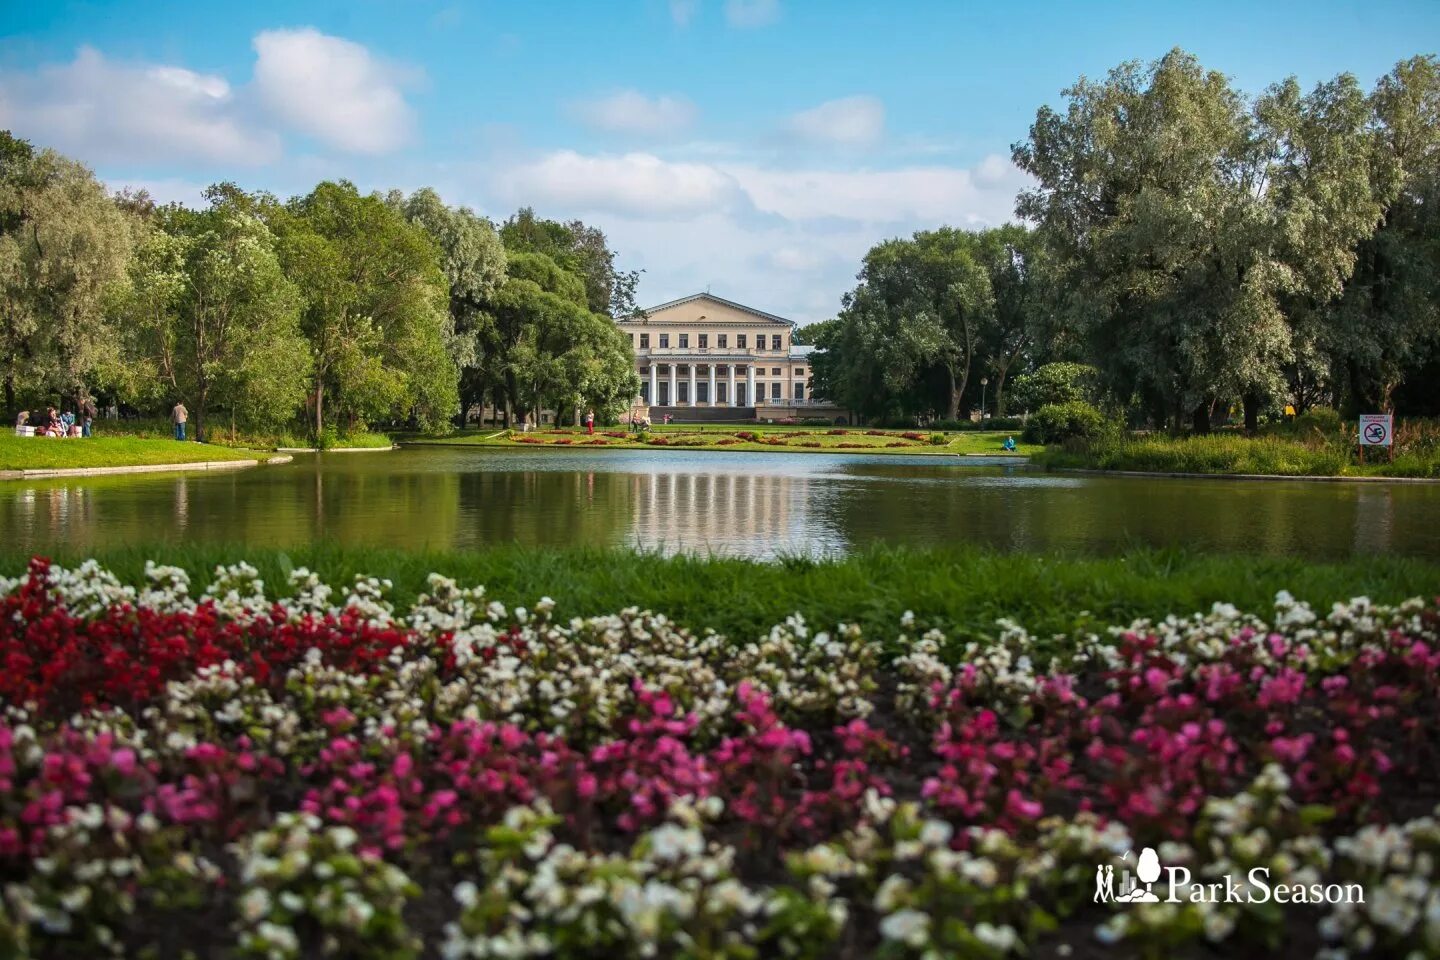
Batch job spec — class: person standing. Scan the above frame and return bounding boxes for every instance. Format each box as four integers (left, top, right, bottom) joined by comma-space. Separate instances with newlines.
81, 398, 97, 438
172, 400, 189, 441
585, 409, 595, 435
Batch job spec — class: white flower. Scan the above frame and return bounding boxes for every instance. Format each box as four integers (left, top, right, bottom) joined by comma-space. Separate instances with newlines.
239, 888, 272, 924
974, 922, 1018, 952
880, 908, 930, 947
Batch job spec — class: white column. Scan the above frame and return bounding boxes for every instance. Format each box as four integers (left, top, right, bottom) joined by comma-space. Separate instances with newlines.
708, 365, 716, 407
688, 365, 697, 407
649, 365, 657, 406
747, 365, 756, 409
669, 364, 677, 407
729, 365, 737, 406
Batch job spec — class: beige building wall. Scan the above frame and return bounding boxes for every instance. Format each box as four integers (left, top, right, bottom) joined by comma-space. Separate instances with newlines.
617, 293, 824, 412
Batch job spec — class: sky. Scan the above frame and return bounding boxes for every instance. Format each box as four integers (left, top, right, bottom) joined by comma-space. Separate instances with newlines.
1, 0, 1436, 324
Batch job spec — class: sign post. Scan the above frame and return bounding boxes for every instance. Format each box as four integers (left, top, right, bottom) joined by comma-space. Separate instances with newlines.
1358, 413, 1394, 464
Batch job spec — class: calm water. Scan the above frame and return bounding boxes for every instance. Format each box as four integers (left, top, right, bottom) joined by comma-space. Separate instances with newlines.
3, 446, 1439, 559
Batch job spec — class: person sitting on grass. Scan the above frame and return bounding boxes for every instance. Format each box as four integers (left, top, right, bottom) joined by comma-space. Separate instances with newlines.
1003, 436, 1017, 452
14, 410, 27, 429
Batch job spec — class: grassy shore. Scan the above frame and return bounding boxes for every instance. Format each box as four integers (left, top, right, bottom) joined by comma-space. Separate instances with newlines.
415, 426, 1036, 456
0, 435, 270, 471
93, 416, 393, 450
1035, 432, 1440, 478
6, 543, 1436, 647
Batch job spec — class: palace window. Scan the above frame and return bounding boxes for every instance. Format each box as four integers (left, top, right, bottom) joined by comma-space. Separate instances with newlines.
659, 334, 670, 348
771, 382, 781, 399
771, 367, 781, 375
699, 334, 708, 348
718, 334, 728, 348
679, 334, 689, 348
639, 333, 649, 348
794, 382, 805, 400
737, 334, 747, 349
794, 367, 804, 375
772, 335, 782, 350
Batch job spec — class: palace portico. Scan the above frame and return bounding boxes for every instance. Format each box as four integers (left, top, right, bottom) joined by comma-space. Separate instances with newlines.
617, 293, 833, 420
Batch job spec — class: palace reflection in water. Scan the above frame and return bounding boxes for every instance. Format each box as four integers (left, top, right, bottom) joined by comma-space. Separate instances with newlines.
4, 447, 1440, 560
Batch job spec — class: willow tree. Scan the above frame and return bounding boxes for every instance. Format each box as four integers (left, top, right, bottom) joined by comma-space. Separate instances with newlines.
120, 194, 309, 442
1324, 55, 1440, 412
1014, 49, 1387, 430
274, 181, 457, 437
0, 135, 132, 411
387, 188, 507, 425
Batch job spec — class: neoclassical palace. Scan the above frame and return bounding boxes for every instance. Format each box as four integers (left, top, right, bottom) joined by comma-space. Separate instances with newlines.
617, 293, 846, 421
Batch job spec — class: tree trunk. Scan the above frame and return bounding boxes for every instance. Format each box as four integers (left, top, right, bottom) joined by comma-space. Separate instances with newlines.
1242, 393, 1260, 435
1191, 403, 1211, 435
945, 366, 961, 421
3, 374, 13, 414
314, 381, 324, 443
195, 386, 206, 444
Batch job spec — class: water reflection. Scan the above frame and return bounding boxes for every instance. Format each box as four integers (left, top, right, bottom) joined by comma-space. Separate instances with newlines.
3, 448, 1440, 559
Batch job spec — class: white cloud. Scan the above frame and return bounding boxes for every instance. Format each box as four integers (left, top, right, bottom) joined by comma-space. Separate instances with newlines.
252, 28, 416, 154
495, 150, 744, 218
785, 96, 885, 147
0, 47, 279, 165
769, 246, 823, 272
670, 0, 700, 26
724, 0, 779, 27
480, 149, 1029, 322
571, 90, 698, 137
728, 154, 1027, 224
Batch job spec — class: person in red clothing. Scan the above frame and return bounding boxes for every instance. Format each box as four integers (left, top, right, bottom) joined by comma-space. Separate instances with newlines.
585, 409, 595, 434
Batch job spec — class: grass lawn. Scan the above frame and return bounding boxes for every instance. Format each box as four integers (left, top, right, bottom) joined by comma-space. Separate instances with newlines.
1034, 432, 1440, 478
415, 426, 1036, 456
93, 416, 392, 451
0, 434, 269, 471
7, 543, 1436, 650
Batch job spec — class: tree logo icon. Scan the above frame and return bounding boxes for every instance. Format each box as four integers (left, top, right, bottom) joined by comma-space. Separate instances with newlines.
1094, 847, 1163, 903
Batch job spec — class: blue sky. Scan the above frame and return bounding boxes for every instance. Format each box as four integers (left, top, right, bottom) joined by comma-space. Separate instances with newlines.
2, 0, 1436, 323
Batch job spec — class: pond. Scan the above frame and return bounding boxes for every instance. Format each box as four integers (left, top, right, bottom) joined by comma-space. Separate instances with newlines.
3, 446, 1439, 559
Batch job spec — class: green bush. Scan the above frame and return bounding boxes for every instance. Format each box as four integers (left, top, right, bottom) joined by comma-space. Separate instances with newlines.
1291, 407, 1342, 437
1011, 363, 1099, 411
929, 433, 946, 445
1022, 401, 1110, 445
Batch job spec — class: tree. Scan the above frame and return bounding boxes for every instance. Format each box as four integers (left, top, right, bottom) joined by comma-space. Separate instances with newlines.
0, 136, 132, 412
386, 189, 507, 425
973, 225, 1047, 417
1323, 55, 1440, 413
500, 207, 641, 317
1014, 49, 1390, 431
120, 193, 309, 443
273, 181, 457, 437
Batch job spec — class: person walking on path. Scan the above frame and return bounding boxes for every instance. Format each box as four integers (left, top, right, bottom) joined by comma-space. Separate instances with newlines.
585, 409, 595, 435
172, 401, 189, 441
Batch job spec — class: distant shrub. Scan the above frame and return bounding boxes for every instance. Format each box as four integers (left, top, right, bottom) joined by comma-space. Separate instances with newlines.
1011, 363, 1100, 411
1022, 401, 1111, 445
1293, 407, 1343, 437
929, 433, 946, 445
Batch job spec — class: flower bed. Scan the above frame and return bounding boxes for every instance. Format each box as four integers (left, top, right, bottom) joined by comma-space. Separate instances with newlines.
1, 558, 1438, 957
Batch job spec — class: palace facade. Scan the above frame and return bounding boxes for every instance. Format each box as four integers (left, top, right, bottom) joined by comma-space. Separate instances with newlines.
616, 293, 847, 422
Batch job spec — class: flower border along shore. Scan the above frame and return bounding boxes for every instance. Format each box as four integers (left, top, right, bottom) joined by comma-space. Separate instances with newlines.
1, 558, 1438, 958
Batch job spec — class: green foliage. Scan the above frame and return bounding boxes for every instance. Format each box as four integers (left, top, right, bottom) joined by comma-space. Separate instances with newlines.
814, 226, 1047, 422
1021, 401, 1110, 445
0, 138, 132, 409
1010, 363, 1098, 411
273, 181, 457, 435
1015, 49, 1394, 426
119, 194, 310, 442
